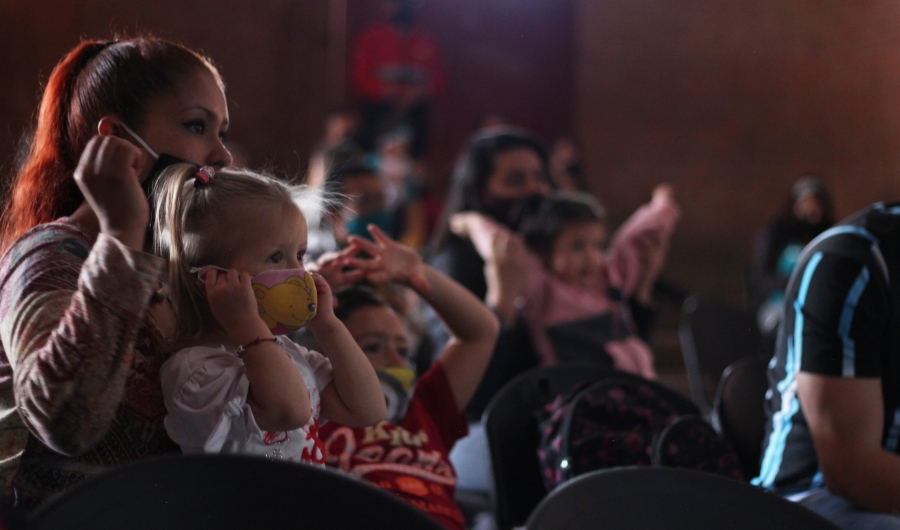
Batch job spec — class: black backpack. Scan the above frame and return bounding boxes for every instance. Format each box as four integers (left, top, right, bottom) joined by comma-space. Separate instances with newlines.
536, 375, 743, 491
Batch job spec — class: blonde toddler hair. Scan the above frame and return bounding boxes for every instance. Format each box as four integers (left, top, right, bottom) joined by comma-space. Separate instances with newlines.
152, 164, 322, 344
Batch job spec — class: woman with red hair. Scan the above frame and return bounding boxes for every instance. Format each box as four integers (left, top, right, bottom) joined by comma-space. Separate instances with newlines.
0, 37, 232, 509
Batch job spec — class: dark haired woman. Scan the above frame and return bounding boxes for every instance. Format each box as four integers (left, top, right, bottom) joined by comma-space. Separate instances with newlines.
749, 176, 834, 335
426, 128, 552, 419
0, 37, 232, 508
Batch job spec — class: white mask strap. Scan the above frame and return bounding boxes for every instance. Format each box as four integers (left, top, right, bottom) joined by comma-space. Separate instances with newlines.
118, 122, 159, 159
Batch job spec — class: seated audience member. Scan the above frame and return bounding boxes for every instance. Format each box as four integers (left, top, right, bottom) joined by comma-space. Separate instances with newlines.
306, 108, 360, 190
317, 225, 499, 530
153, 165, 384, 463
548, 136, 586, 192
754, 201, 900, 530
748, 175, 834, 335
373, 128, 429, 249
450, 186, 679, 378
428, 128, 667, 418
0, 36, 233, 509
426, 128, 550, 419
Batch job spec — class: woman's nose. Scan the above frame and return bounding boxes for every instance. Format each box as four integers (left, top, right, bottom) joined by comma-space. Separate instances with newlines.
208, 140, 233, 169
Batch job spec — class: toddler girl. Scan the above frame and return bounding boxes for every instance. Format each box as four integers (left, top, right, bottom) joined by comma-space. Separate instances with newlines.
153, 163, 385, 464
451, 186, 679, 379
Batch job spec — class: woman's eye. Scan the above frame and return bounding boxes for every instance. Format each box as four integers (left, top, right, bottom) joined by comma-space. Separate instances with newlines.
184, 120, 205, 135
267, 252, 283, 264
219, 130, 229, 142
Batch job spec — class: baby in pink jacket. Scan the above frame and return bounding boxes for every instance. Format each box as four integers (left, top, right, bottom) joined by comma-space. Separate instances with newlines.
450, 187, 679, 379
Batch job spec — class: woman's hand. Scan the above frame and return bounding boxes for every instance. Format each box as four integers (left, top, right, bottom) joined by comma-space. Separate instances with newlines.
203, 268, 270, 345
73, 135, 149, 250
485, 228, 529, 324
346, 225, 431, 293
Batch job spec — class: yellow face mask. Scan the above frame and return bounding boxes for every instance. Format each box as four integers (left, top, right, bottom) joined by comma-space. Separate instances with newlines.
378, 366, 417, 423
192, 266, 318, 335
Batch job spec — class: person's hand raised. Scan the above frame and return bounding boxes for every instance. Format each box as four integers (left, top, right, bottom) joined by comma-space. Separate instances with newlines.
73, 135, 149, 250
346, 225, 431, 293
202, 268, 270, 345
311, 249, 368, 291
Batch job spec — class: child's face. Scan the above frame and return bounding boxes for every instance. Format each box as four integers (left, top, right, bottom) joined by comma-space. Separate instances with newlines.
549, 221, 607, 288
222, 201, 308, 276
343, 305, 410, 370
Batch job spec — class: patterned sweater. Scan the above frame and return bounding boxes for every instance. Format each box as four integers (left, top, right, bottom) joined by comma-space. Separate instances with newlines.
0, 218, 179, 509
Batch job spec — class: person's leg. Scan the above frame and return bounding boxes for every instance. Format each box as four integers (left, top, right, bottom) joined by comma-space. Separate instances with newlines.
800, 489, 900, 530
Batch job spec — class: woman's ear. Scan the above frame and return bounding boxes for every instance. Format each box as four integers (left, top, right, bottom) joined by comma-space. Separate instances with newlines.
97, 116, 120, 137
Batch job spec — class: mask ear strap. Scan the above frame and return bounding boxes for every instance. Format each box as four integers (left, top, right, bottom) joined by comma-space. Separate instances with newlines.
118, 122, 160, 159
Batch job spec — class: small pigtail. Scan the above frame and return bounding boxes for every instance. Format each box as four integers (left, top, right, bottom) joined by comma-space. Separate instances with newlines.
152, 163, 212, 341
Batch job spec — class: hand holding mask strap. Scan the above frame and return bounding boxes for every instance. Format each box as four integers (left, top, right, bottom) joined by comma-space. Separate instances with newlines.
191, 266, 318, 335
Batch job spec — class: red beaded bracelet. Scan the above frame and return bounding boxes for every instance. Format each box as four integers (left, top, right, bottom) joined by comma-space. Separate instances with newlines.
235, 337, 277, 358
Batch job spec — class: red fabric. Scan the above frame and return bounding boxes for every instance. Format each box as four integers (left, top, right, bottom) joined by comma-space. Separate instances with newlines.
351, 22, 446, 100
320, 362, 468, 530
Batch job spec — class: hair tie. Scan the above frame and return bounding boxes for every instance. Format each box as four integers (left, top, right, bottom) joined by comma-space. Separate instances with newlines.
194, 166, 216, 187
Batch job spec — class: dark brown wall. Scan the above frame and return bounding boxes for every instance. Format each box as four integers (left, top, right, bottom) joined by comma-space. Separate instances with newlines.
346, 0, 576, 177
576, 0, 900, 304
5, 1, 900, 307
0, 0, 330, 180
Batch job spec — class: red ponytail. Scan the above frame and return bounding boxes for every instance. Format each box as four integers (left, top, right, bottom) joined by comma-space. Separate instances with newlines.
0, 36, 223, 252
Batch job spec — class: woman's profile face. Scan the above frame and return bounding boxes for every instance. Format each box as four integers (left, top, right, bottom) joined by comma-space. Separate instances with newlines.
481, 147, 551, 205
132, 69, 233, 175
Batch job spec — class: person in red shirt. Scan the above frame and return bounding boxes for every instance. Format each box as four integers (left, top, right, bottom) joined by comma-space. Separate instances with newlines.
351, 0, 446, 158
315, 225, 499, 529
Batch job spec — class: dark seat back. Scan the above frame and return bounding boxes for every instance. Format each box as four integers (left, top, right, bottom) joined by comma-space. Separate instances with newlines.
713, 355, 769, 479
483, 364, 616, 530
679, 296, 762, 416
525, 467, 839, 530
32, 454, 443, 530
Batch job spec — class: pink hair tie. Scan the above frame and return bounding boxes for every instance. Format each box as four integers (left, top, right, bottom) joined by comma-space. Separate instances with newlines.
194, 166, 216, 187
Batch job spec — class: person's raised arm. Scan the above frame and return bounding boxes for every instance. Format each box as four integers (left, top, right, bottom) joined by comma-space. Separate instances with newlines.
4, 136, 158, 455
449, 212, 529, 325
798, 374, 900, 511
311, 273, 386, 427
606, 184, 680, 301
203, 268, 311, 431
349, 225, 500, 412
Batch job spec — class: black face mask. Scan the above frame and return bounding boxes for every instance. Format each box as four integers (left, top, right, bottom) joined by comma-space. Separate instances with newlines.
119, 122, 192, 235
141, 153, 190, 199
481, 193, 546, 231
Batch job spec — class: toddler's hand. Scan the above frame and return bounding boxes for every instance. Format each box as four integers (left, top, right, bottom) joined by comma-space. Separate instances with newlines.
203, 268, 270, 344
308, 272, 336, 325
346, 225, 431, 293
